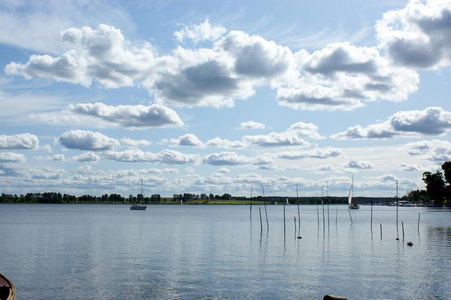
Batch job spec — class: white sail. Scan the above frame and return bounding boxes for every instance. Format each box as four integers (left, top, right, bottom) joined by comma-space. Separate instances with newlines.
348, 183, 353, 205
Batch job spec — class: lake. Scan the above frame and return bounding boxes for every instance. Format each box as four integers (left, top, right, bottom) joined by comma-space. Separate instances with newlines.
0, 204, 450, 299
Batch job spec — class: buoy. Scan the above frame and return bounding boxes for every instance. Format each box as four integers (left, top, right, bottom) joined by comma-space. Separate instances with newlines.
407, 241, 413, 246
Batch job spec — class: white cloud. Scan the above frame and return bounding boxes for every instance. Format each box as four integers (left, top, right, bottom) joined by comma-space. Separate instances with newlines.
400, 163, 421, 172
203, 151, 251, 165
218, 30, 293, 79
390, 106, 451, 135
205, 137, 246, 149
76, 165, 93, 175
405, 139, 451, 161
102, 149, 156, 162
242, 122, 319, 147
58, 130, 120, 151
376, 0, 451, 69
168, 134, 205, 148
243, 132, 310, 147
174, 18, 226, 44
332, 106, 451, 139
218, 167, 231, 173
103, 149, 199, 165
6, 24, 155, 88
35, 154, 65, 161
71, 152, 101, 163
150, 50, 255, 108
69, 103, 183, 128
239, 120, 265, 130
278, 147, 343, 160
252, 155, 274, 166
279, 42, 420, 111
0, 152, 26, 163
121, 138, 151, 148
0, 133, 39, 150
345, 158, 374, 169
29, 167, 64, 180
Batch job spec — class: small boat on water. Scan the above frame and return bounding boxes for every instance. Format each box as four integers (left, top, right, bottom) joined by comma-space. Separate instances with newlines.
131, 179, 147, 211
0, 273, 16, 300
348, 176, 359, 209
130, 203, 147, 210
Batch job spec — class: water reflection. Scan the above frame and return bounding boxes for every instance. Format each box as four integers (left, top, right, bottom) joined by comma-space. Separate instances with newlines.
1, 204, 450, 299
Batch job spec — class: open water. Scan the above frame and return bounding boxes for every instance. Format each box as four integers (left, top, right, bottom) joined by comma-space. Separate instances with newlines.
0, 204, 450, 299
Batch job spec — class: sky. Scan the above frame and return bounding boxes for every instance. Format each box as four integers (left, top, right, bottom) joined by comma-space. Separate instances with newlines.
0, 0, 450, 198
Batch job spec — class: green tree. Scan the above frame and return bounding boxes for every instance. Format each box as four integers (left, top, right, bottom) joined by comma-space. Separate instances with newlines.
442, 161, 451, 186
422, 171, 445, 206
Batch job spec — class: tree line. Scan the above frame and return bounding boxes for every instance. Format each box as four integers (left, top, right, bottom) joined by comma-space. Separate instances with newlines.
417, 161, 451, 206
1, 161, 450, 205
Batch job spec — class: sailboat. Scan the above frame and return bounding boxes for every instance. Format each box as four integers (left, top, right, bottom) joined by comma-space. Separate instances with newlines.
348, 177, 359, 209
130, 179, 147, 210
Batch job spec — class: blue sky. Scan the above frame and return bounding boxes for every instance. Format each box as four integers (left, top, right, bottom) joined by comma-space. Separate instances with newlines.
0, 0, 450, 198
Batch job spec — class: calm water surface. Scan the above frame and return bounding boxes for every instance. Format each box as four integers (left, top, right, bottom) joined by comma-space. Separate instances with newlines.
1, 204, 450, 299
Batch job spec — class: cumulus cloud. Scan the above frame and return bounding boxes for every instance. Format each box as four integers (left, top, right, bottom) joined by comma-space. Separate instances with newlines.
400, 163, 421, 172
69, 103, 183, 128
278, 148, 343, 160
0, 152, 26, 163
4, 1, 448, 115
5, 24, 154, 88
121, 138, 151, 148
0, 133, 39, 150
239, 121, 265, 130
242, 122, 320, 147
150, 55, 254, 108
35, 154, 65, 161
205, 137, 246, 149
278, 42, 419, 111
71, 152, 101, 162
376, 0, 451, 69
103, 149, 199, 165
390, 107, 451, 135
218, 167, 231, 173
29, 167, 64, 180
168, 134, 205, 148
243, 132, 310, 147
345, 158, 374, 169
252, 155, 274, 166
58, 130, 120, 151
202, 151, 251, 165
174, 18, 226, 44
218, 30, 293, 79
405, 139, 451, 161
332, 106, 451, 139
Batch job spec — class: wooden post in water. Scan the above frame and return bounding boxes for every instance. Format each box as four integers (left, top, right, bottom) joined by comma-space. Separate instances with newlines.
294, 216, 297, 238
297, 185, 300, 233
417, 213, 421, 234
380, 224, 383, 240
322, 197, 325, 235
250, 187, 253, 221
259, 207, 263, 233
327, 182, 330, 233
283, 202, 286, 237
335, 207, 338, 226
402, 221, 405, 241
396, 180, 399, 240
317, 202, 320, 228
370, 197, 373, 231
262, 183, 269, 231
